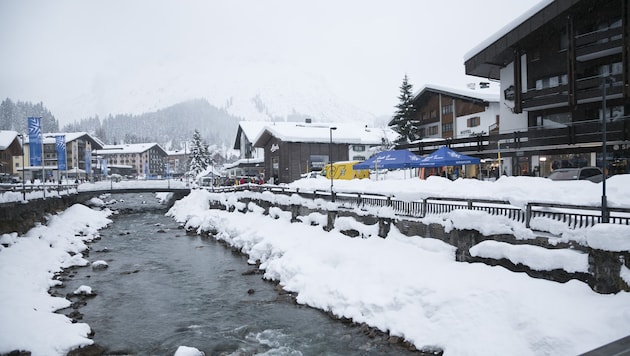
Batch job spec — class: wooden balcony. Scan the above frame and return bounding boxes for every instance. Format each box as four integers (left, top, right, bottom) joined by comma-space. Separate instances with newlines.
575, 27, 623, 62
398, 117, 630, 157
521, 84, 569, 110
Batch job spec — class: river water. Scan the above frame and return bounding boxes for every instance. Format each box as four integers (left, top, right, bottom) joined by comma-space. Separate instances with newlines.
56, 194, 417, 355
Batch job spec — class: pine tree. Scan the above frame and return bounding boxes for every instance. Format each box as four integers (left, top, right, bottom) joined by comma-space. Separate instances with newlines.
389, 74, 419, 144
188, 129, 212, 177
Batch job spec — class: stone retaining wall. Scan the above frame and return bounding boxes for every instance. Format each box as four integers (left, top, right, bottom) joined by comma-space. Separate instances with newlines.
0, 193, 94, 235
211, 196, 630, 294
0, 191, 189, 236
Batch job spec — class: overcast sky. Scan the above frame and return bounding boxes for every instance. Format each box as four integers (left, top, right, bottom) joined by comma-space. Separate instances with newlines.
0, 0, 542, 125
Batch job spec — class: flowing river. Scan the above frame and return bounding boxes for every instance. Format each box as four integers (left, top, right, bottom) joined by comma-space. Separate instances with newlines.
55, 194, 417, 355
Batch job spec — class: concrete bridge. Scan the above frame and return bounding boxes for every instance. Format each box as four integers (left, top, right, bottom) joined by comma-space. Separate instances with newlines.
0, 181, 193, 235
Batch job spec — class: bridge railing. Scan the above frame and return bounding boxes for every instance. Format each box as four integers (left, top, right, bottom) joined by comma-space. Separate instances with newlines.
204, 184, 630, 229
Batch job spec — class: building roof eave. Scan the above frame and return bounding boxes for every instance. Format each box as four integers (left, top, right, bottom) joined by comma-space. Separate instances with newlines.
464, 0, 577, 79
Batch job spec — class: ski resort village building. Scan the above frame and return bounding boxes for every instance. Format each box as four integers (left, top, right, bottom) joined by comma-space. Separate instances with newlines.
248, 121, 397, 183
99, 143, 168, 178
394, 0, 629, 178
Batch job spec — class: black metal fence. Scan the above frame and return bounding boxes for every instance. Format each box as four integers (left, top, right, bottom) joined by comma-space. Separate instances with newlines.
209, 184, 630, 229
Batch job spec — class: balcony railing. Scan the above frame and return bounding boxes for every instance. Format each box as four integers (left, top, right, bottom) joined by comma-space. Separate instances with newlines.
575, 26, 623, 61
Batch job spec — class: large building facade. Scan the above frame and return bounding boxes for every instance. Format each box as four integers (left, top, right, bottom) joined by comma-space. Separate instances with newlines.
462, 0, 629, 177
100, 143, 168, 177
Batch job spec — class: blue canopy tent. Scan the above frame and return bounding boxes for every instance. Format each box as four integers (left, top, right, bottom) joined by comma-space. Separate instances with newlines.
415, 146, 481, 179
416, 146, 480, 167
353, 149, 422, 170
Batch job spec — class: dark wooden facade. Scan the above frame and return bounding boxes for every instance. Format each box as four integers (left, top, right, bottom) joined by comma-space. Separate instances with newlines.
257, 133, 348, 184
461, 0, 630, 176
410, 87, 494, 139
0, 136, 21, 175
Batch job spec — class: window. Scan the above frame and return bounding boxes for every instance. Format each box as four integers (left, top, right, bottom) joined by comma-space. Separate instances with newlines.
442, 123, 453, 132
421, 112, 427, 121
430, 110, 437, 119
534, 74, 567, 90
467, 117, 480, 127
352, 145, 366, 152
428, 126, 438, 135
442, 105, 453, 115
352, 156, 366, 161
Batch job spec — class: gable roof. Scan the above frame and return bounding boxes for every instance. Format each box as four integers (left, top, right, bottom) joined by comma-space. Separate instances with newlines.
101, 143, 167, 156
233, 121, 274, 150
413, 84, 499, 104
464, 0, 570, 79
388, 84, 499, 127
23, 132, 105, 149
0, 130, 19, 150
252, 122, 397, 148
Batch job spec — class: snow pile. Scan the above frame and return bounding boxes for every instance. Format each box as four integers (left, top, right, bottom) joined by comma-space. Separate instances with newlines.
174, 345, 205, 356
0, 204, 112, 355
289, 174, 630, 209
72, 285, 95, 296
587, 224, 630, 252
168, 190, 630, 355
470, 240, 589, 273
91, 260, 108, 270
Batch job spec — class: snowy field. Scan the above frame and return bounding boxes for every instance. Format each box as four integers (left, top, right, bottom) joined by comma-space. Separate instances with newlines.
1, 173, 630, 355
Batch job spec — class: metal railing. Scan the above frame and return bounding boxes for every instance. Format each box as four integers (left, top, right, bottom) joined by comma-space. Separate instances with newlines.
204, 184, 630, 229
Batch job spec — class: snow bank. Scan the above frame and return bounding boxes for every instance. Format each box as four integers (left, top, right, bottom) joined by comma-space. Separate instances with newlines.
0, 204, 112, 355
587, 224, 630, 252
470, 240, 589, 273
289, 173, 630, 209
168, 190, 630, 355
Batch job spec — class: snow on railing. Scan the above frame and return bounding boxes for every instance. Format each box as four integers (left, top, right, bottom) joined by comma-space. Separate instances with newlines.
204, 184, 630, 229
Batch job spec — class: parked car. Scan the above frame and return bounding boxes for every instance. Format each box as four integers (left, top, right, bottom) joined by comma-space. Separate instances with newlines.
0, 173, 19, 184
547, 167, 603, 183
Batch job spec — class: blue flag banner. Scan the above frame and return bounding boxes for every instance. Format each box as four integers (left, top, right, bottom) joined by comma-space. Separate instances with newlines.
102, 159, 108, 177
55, 136, 67, 171
85, 150, 91, 176
28, 117, 42, 166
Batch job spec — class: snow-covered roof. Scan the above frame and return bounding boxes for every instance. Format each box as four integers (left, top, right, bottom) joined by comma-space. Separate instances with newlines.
23, 132, 104, 148
239, 121, 270, 142
413, 84, 499, 103
101, 143, 166, 155
224, 157, 265, 169
0, 130, 19, 150
253, 122, 397, 147
463, 0, 554, 61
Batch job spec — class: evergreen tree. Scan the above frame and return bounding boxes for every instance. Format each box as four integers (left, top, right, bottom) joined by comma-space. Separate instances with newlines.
188, 129, 212, 177
389, 75, 419, 144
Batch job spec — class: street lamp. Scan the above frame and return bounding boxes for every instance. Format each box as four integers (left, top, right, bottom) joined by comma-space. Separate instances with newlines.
329, 127, 337, 202
17, 134, 25, 200
601, 74, 615, 223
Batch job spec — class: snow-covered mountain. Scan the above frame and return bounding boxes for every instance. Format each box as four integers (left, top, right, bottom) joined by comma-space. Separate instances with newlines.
56, 60, 379, 127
